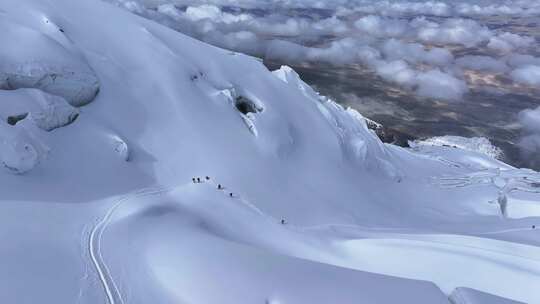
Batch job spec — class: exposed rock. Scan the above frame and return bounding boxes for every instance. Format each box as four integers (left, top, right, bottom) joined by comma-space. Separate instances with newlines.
6, 113, 28, 126
235, 95, 262, 114
365, 117, 416, 147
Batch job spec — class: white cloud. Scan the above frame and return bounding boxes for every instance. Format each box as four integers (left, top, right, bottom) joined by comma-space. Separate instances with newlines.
381, 39, 453, 66
416, 69, 469, 100
356, 45, 381, 66
265, 40, 306, 62
311, 16, 349, 35
456, 2, 540, 16
184, 4, 221, 20
506, 54, 540, 68
211, 31, 261, 54
375, 60, 417, 87
488, 32, 534, 53
520, 107, 540, 132
416, 18, 492, 47
518, 106, 540, 158
354, 15, 409, 38
184, 4, 252, 23
306, 38, 362, 64
456, 55, 508, 73
511, 65, 540, 86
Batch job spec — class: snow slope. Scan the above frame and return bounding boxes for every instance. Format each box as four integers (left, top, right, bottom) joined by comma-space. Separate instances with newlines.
450, 288, 526, 304
0, 0, 539, 303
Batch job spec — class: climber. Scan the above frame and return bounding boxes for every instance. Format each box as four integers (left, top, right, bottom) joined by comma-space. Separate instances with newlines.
217, 184, 222, 190
229, 192, 233, 197
197, 177, 201, 183
192, 178, 196, 183
281, 219, 286, 225
206, 176, 210, 180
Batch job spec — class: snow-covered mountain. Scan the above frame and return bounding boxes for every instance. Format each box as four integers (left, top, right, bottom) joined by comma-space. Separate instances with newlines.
1, 1, 539, 303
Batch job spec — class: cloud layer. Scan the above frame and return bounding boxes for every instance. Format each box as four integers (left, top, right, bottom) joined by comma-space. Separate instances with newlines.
108, 0, 539, 102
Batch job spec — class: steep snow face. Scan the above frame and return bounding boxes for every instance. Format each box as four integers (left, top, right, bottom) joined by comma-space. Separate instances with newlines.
1, 1, 539, 304
273, 66, 396, 171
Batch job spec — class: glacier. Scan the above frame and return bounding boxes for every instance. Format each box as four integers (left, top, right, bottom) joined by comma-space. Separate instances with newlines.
0, 0, 539, 303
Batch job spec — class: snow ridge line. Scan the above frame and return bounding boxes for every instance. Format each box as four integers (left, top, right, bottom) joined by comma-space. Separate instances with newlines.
88, 186, 173, 304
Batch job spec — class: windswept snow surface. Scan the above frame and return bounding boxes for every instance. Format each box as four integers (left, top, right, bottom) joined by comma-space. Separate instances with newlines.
0, 1, 539, 303
411, 136, 504, 160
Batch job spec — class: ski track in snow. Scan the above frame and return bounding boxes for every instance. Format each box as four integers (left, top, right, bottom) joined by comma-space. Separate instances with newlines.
88, 186, 173, 304
87, 180, 260, 304
83, 173, 539, 304
85, 181, 539, 303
